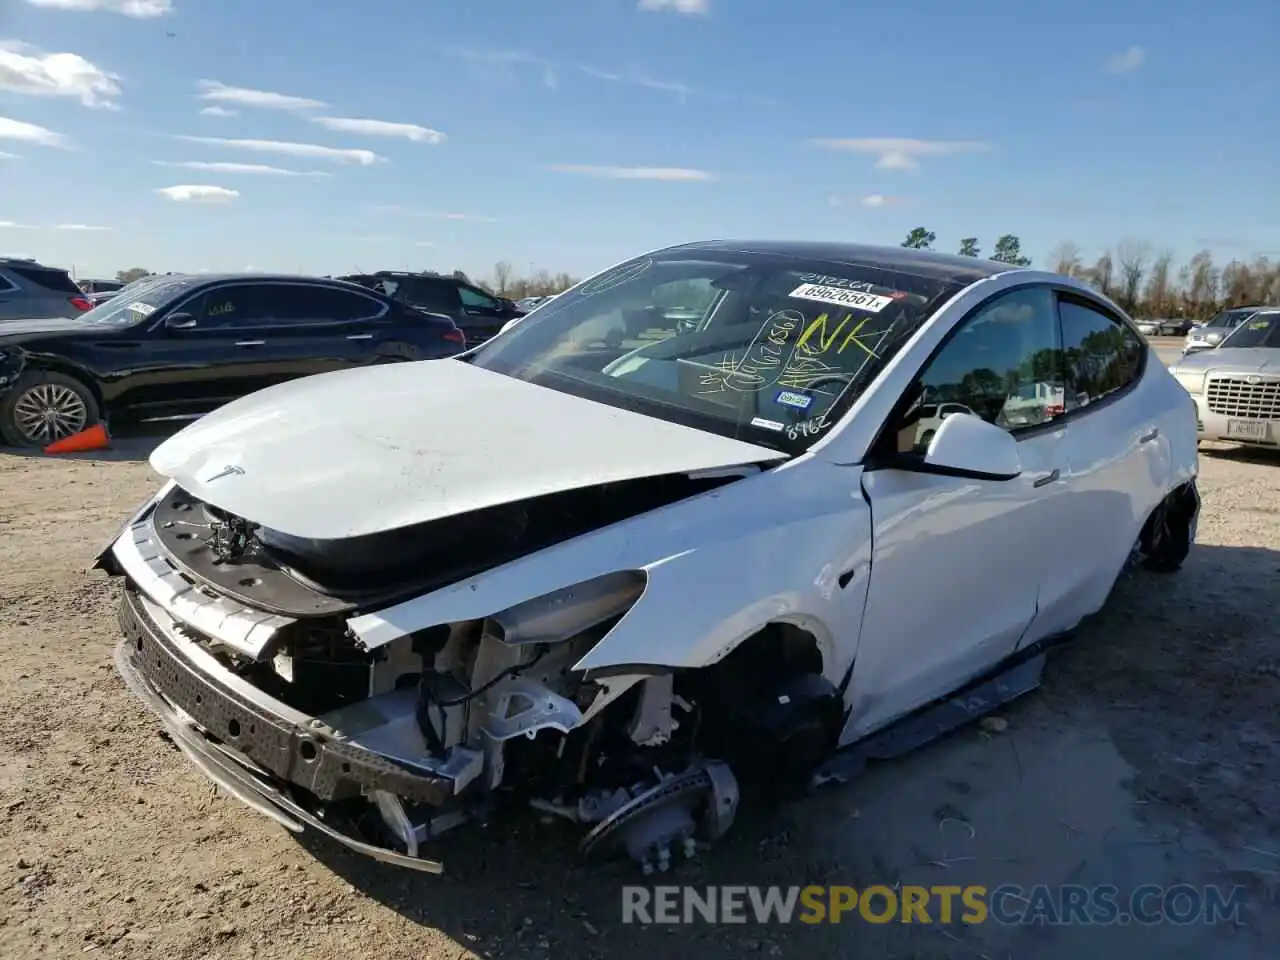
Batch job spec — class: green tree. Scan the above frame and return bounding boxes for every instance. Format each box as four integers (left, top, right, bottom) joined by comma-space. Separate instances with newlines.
958, 237, 980, 257
901, 227, 936, 250
991, 235, 1031, 266
115, 267, 150, 283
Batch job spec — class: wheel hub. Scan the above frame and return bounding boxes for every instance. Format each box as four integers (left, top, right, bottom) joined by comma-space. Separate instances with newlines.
12, 383, 88, 444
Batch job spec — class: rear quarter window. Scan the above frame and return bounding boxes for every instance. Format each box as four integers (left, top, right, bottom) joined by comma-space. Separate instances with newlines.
8, 264, 81, 295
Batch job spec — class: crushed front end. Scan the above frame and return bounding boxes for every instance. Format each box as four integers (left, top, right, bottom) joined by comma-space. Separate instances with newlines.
99, 480, 757, 875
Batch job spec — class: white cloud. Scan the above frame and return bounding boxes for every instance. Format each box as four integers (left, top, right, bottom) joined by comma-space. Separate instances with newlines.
1104, 45, 1145, 73
23, 0, 171, 16
0, 42, 122, 109
155, 184, 240, 203
152, 159, 330, 177
0, 150, 17, 159
0, 220, 32, 228
810, 137, 992, 172
310, 117, 445, 143
828, 194, 909, 209
197, 80, 326, 111
0, 115, 68, 147
200, 105, 238, 118
414, 241, 436, 247
549, 164, 716, 181
638, 0, 710, 14
176, 136, 382, 165
54, 222, 110, 230
370, 205, 498, 222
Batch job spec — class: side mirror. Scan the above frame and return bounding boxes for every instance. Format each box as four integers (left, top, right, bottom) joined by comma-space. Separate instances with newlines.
165, 312, 197, 331
923, 413, 1022, 481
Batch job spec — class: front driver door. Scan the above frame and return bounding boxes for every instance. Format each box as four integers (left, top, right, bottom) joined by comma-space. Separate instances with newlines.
842, 285, 1075, 742
456, 284, 515, 343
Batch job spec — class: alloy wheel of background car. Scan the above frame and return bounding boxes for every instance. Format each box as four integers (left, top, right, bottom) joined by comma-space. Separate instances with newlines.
0, 372, 99, 448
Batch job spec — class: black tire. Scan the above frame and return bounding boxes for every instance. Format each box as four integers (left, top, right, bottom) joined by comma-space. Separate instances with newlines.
0, 370, 101, 448
1136, 480, 1199, 574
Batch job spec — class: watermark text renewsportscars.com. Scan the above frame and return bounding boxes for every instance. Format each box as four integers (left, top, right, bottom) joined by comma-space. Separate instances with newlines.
622, 884, 1247, 926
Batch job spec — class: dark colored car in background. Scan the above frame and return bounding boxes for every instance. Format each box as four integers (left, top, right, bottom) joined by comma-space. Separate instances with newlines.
0, 257, 94, 321
0, 273, 464, 447
341, 270, 525, 345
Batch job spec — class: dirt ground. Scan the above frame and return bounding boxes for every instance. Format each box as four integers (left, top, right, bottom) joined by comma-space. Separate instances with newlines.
1, 428, 1278, 959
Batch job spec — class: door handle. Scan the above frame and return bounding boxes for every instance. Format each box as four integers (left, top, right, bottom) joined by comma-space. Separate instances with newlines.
1140, 428, 1159, 443
1032, 469, 1060, 488
346, 333, 373, 340
235, 340, 265, 347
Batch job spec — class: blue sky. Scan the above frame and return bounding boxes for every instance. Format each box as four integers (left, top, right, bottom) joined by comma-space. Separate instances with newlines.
0, 0, 1277, 283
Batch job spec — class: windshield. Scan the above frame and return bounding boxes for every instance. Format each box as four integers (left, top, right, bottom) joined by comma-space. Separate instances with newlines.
1220, 312, 1280, 349
81, 275, 201, 325
467, 248, 960, 453
1204, 308, 1256, 330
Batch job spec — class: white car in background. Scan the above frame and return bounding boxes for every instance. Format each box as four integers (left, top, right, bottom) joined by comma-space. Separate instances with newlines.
99, 241, 1200, 876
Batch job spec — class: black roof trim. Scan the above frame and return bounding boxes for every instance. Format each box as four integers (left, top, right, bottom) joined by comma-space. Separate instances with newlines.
663, 239, 1022, 285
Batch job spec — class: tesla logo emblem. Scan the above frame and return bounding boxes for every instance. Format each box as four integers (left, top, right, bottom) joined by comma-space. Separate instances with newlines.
204, 464, 244, 482
1247, 375, 1262, 384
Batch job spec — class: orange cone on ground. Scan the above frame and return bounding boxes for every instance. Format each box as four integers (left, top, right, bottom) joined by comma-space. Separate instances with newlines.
44, 423, 110, 455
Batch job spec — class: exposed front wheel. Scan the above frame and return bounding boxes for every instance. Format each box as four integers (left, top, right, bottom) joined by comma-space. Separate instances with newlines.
1135, 480, 1199, 574
0, 371, 101, 448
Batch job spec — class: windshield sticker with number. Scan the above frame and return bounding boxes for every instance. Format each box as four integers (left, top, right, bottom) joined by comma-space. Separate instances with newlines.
775, 390, 813, 410
789, 283, 895, 313
128, 302, 156, 316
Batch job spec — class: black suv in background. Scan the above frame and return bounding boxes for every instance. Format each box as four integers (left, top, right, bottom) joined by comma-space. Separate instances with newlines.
0, 257, 93, 321
340, 271, 525, 344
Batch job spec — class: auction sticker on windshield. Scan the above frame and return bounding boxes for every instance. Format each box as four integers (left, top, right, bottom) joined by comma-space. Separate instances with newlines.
128, 301, 156, 316
789, 283, 894, 313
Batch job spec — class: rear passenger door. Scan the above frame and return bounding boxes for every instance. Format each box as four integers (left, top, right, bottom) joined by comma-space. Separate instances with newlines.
1030, 293, 1166, 640
206, 283, 395, 388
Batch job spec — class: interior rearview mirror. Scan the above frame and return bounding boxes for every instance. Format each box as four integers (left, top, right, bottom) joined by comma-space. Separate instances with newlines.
922, 413, 1022, 481
165, 312, 197, 331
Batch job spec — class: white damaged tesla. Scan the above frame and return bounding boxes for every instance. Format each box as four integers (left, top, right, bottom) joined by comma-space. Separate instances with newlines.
98, 241, 1201, 874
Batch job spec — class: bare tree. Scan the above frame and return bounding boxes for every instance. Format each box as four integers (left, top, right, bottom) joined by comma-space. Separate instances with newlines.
1183, 250, 1219, 320
1047, 241, 1081, 277
491, 260, 514, 296
1142, 250, 1174, 317
1114, 240, 1150, 313
1084, 250, 1115, 298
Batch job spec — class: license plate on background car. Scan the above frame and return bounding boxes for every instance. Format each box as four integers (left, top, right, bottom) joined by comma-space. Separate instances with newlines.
1226, 420, 1268, 439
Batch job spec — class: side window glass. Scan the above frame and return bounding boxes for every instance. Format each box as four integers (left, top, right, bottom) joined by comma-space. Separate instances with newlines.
313, 288, 382, 322
902, 286, 1063, 450
1058, 299, 1144, 408
414, 280, 458, 310
458, 285, 501, 310
197, 285, 283, 329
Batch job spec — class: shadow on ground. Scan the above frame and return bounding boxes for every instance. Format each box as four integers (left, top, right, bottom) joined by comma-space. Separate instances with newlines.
1199, 442, 1280, 467
284, 543, 1280, 960
0, 421, 181, 462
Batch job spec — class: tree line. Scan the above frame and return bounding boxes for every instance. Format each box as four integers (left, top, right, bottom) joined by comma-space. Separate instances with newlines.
116, 230, 1280, 323
897, 227, 1278, 322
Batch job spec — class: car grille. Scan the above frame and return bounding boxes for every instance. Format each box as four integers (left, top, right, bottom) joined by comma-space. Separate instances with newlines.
1206, 376, 1280, 420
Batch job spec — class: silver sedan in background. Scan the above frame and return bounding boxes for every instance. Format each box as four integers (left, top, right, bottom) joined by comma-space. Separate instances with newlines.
1182, 306, 1273, 354
1168, 310, 1280, 449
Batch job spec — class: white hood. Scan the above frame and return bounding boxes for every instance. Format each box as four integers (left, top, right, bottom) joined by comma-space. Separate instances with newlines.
150, 359, 784, 540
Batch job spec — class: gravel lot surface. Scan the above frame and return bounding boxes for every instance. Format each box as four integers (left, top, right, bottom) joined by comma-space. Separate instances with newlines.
1, 347, 1276, 959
